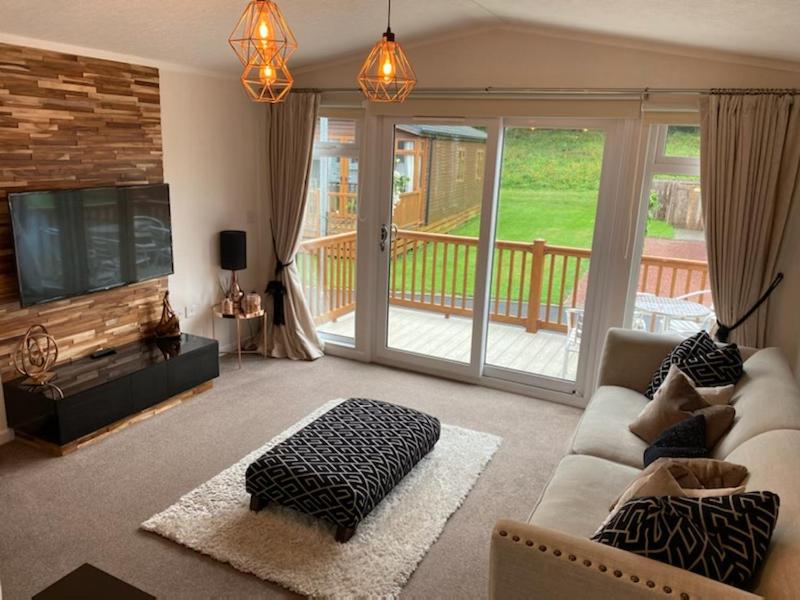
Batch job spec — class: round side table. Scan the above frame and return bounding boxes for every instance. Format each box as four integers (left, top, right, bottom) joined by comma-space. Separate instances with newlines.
210, 306, 268, 369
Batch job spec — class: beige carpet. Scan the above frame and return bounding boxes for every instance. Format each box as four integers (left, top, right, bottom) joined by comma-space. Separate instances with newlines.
0, 355, 581, 599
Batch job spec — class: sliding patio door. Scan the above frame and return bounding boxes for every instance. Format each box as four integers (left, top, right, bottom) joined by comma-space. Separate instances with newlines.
482, 124, 611, 389
373, 116, 626, 396
374, 119, 500, 378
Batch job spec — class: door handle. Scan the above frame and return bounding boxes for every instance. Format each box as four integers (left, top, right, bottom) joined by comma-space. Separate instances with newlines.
379, 224, 389, 252
391, 224, 398, 241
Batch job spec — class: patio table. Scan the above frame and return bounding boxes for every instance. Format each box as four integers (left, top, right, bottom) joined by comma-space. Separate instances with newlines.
635, 294, 711, 333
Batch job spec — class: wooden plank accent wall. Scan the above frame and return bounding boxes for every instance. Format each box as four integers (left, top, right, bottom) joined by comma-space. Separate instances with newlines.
0, 43, 165, 380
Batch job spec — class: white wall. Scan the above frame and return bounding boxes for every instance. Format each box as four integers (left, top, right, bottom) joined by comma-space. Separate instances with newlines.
160, 70, 267, 350
767, 195, 800, 379
296, 24, 800, 91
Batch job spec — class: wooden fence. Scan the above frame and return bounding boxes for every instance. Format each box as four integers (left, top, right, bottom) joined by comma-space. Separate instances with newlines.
297, 230, 710, 331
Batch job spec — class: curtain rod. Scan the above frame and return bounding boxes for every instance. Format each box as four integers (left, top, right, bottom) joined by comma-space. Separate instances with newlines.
294, 86, 798, 97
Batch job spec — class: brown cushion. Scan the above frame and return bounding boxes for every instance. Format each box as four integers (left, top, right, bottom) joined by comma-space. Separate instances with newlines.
629, 365, 735, 446
630, 365, 706, 443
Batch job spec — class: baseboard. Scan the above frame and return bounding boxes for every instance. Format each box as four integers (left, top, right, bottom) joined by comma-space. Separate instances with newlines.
0, 427, 15, 446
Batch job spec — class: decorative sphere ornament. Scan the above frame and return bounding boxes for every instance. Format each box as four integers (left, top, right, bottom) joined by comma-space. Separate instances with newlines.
13, 324, 59, 385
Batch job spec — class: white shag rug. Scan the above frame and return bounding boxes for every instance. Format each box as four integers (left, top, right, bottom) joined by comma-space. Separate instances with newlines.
141, 399, 501, 599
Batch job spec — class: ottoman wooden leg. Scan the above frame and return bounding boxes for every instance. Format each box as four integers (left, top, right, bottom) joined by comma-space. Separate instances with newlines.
335, 526, 356, 543
249, 494, 268, 512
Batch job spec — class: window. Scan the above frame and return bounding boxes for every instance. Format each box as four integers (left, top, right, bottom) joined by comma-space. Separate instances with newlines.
664, 125, 701, 158
629, 125, 709, 338
475, 149, 485, 181
297, 116, 360, 342
456, 147, 466, 182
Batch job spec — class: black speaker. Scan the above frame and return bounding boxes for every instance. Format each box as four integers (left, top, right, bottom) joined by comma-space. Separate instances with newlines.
220, 230, 247, 271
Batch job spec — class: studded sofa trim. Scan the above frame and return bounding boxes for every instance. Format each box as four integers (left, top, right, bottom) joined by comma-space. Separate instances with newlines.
490, 519, 762, 598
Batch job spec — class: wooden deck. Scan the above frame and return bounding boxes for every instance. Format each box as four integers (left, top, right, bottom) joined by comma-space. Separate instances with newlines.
320, 306, 578, 380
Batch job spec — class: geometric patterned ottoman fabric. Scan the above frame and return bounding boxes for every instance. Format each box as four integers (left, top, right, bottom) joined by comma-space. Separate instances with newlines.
245, 398, 441, 530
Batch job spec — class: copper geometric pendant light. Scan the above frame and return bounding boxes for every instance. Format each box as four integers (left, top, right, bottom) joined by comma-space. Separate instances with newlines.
241, 55, 294, 103
357, 0, 416, 103
229, 0, 298, 103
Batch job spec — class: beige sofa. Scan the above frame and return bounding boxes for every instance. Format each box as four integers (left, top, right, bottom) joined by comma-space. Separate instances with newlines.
490, 328, 800, 600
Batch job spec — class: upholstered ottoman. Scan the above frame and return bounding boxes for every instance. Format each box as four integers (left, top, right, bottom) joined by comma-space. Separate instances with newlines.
245, 398, 441, 542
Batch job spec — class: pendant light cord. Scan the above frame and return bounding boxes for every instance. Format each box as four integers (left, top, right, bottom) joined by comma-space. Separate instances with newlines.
387, 0, 392, 32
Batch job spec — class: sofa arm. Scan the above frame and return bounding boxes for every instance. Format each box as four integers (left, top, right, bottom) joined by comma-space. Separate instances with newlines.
490, 520, 761, 600
596, 328, 683, 391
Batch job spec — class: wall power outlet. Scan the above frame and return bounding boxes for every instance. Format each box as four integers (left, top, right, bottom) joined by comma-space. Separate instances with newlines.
184, 304, 200, 318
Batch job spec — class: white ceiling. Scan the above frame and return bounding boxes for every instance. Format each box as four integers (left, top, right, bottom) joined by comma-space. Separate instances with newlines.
0, 0, 798, 74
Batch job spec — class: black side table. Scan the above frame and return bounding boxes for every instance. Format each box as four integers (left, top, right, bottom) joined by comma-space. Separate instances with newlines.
33, 564, 155, 600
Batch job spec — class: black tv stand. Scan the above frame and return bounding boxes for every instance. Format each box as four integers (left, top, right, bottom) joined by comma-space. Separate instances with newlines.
3, 334, 219, 455
90, 347, 117, 359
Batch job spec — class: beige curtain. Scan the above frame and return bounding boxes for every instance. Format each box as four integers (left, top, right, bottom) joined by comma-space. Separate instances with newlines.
700, 92, 800, 346
264, 92, 324, 360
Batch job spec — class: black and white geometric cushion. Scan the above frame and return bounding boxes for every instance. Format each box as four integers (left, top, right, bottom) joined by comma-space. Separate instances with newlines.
245, 398, 440, 530
592, 492, 780, 588
644, 332, 743, 399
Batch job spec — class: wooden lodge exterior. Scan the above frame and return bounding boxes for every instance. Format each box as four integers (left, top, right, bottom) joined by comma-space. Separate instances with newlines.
304, 123, 488, 239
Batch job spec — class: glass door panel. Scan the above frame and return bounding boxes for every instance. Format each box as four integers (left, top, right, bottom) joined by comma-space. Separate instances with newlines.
297, 117, 359, 343
485, 127, 606, 381
630, 125, 711, 338
384, 124, 488, 363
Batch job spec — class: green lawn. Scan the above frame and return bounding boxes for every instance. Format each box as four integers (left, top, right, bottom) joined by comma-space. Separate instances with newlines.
454, 189, 598, 245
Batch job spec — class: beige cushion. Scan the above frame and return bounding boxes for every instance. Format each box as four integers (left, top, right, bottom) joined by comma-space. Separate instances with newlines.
714, 348, 800, 459
608, 458, 748, 518
697, 384, 736, 405
629, 365, 735, 446
529, 454, 640, 538
725, 430, 800, 600
569, 386, 649, 468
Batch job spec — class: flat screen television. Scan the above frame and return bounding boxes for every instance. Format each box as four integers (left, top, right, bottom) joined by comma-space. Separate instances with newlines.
8, 183, 173, 307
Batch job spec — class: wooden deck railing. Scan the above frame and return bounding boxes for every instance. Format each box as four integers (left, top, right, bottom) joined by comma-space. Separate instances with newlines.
296, 231, 357, 325
297, 230, 710, 332
305, 189, 425, 238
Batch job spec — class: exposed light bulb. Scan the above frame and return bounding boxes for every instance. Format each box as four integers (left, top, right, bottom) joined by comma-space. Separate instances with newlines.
259, 63, 277, 84
259, 20, 269, 39
380, 45, 395, 82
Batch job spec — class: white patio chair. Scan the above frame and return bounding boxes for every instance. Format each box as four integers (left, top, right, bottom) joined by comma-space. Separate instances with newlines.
562, 303, 648, 378
665, 289, 716, 335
